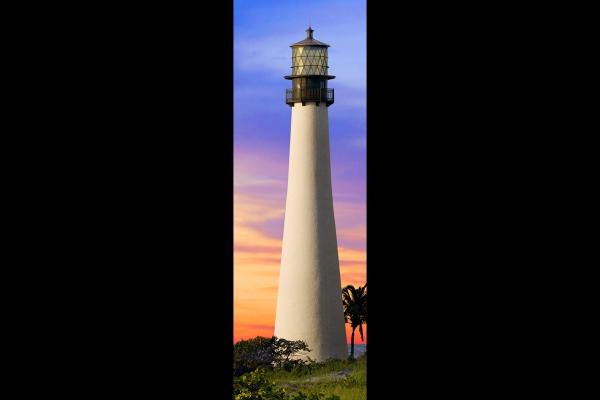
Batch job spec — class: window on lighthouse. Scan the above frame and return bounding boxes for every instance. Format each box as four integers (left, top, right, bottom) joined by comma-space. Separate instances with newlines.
292, 46, 328, 76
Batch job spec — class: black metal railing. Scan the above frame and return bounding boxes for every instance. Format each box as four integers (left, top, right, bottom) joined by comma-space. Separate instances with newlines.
285, 88, 334, 106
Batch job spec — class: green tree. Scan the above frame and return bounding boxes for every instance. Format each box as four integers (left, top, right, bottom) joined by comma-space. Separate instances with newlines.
271, 337, 311, 370
342, 284, 367, 359
234, 336, 311, 376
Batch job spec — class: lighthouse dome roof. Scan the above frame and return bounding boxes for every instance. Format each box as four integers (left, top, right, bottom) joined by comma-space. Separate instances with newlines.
290, 26, 330, 47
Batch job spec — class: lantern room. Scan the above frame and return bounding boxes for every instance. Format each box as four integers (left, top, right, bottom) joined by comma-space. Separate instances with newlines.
285, 27, 335, 107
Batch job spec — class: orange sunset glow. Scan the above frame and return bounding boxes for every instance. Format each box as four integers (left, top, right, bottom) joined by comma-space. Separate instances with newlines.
234, 153, 366, 345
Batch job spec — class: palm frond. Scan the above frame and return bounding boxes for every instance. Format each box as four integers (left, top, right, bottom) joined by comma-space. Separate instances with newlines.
341, 282, 367, 333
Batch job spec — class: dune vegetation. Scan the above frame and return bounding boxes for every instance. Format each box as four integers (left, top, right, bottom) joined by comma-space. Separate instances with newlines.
233, 337, 366, 400
267, 354, 366, 400
233, 284, 367, 399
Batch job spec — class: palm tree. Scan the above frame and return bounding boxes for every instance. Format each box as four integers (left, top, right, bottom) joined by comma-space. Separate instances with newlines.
342, 284, 367, 359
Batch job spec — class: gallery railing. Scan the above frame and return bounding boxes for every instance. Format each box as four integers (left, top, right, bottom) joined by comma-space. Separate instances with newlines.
285, 88, 334, 106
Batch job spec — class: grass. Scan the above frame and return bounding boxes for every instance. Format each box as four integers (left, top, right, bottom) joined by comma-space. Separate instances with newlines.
266, 355, 366, 400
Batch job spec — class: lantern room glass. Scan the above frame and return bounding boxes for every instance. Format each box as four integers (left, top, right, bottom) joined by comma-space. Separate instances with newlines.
291, 46, 329, 76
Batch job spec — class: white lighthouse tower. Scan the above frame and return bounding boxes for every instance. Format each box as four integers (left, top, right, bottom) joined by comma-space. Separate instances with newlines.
274, 27, 347, 361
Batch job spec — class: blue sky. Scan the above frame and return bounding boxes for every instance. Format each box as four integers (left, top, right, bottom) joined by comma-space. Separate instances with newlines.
234, 0, 366, 342
234, 0, 366, 171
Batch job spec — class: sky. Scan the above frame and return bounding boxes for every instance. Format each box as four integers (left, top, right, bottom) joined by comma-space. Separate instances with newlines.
234, 0, 366, 345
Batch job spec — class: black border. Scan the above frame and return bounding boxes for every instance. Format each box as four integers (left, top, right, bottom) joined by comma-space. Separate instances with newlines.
18, 2, 234, 397
367, 3, 590, 396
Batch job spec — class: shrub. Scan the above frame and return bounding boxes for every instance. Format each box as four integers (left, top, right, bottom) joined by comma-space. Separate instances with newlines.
233, 369, 287, 400
233, 369, 340, 400
234, 336, 311, 376
234, 336, 275, 376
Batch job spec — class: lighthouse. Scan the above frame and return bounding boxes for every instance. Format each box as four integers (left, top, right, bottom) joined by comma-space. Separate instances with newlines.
274, 27, 347, 361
